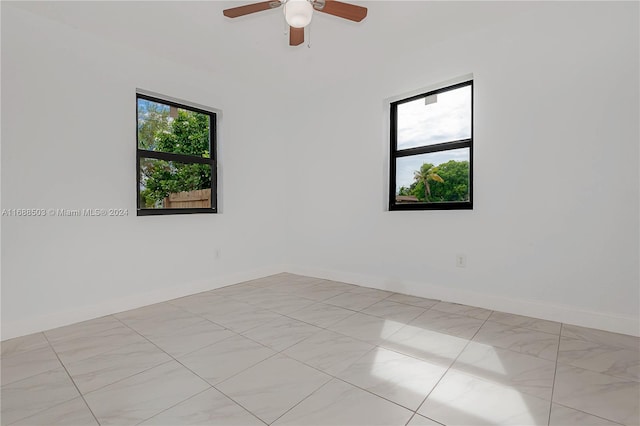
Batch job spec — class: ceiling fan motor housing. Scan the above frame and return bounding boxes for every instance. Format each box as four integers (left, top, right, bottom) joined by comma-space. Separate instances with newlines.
284, 0, 314, 28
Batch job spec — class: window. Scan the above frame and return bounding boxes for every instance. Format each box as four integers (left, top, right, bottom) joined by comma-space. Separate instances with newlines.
389, 80, 473, 210
136, 94, 217, 215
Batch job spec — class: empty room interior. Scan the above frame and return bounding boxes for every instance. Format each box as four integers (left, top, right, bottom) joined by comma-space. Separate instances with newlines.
1, 1, 639, 425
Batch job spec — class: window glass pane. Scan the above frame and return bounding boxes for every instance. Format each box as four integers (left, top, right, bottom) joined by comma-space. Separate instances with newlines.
397, 85, 471, 150
139, 158, 212, 209
137, 98, 211, 158
395, 148, 470, 203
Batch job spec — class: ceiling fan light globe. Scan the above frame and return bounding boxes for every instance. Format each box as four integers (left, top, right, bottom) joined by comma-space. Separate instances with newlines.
284, 0, 313, 28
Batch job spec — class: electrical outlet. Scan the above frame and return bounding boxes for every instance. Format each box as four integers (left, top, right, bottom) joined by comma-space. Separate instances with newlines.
456, 254, 466, 268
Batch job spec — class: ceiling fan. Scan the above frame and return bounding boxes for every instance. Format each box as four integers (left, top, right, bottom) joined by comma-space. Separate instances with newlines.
223, 0, 367, 46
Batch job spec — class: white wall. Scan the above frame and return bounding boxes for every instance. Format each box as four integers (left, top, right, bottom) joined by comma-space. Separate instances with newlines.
1, 6, 288, 339
2, 2, 638, 338
284, 2, 640, 335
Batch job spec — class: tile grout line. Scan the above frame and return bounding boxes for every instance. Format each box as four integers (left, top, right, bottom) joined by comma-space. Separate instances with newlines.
8, 295, 377, 426
270, 320, 444, 422
163, 286, 331, 340
404, 411, 445, 426
219, 298, 468, 421
48, 317, 186, 396
287, 303, 467, 370
118, 291, 350, 394
187, 285, 361, 422
551, 401, 626, 426
131, 386, 212, 426
1, 335, 89, 426
2, 319, 169, 395
356, 301, 485, 420
198, 281, 366, 424
266, 291, 431, 411
482, 318, 564, 338
109, 316, 221, 425
210, 386, 271, 426
113, 315, 277, 425
275, 345, 429, 416
112, 314, 227, 373
169, 285, 359, 337
191, 292, 438, 421
267, 376, 335, 425
162, 295, 251, 328
404, 413, 418, 426
200, 288, 391, 357
136, 385, 269, 426
0, 347, 67, 388
281, 342, 420, 411
412, 313, 493, 420
546, 326, 633, 425
547, 323, 563, 425
341, 306, 564, 369
332, 374, 424, 414
239, 285, 567, 355
3, 384, 97, 426
215, 282, 567, 420
40, 332, 102, 426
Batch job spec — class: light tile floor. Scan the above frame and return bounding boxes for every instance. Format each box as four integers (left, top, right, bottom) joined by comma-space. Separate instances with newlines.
1, 273, 638, 425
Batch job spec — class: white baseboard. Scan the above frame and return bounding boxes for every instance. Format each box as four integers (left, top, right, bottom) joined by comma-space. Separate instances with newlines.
1, 265, 287, 341
4, 264, 638, 340
285, 265, 640, 337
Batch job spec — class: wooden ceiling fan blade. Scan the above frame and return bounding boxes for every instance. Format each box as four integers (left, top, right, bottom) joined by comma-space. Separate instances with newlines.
289, 26, 304, 46
316, 0, 367, 22
223, 1, 281, 18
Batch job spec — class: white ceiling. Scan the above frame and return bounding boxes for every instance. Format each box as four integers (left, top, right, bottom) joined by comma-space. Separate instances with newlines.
7, 1, 527, 92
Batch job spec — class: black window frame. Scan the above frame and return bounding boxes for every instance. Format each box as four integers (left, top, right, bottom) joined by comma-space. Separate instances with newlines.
136, 93, 217, 216
389, 80, 473, 211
